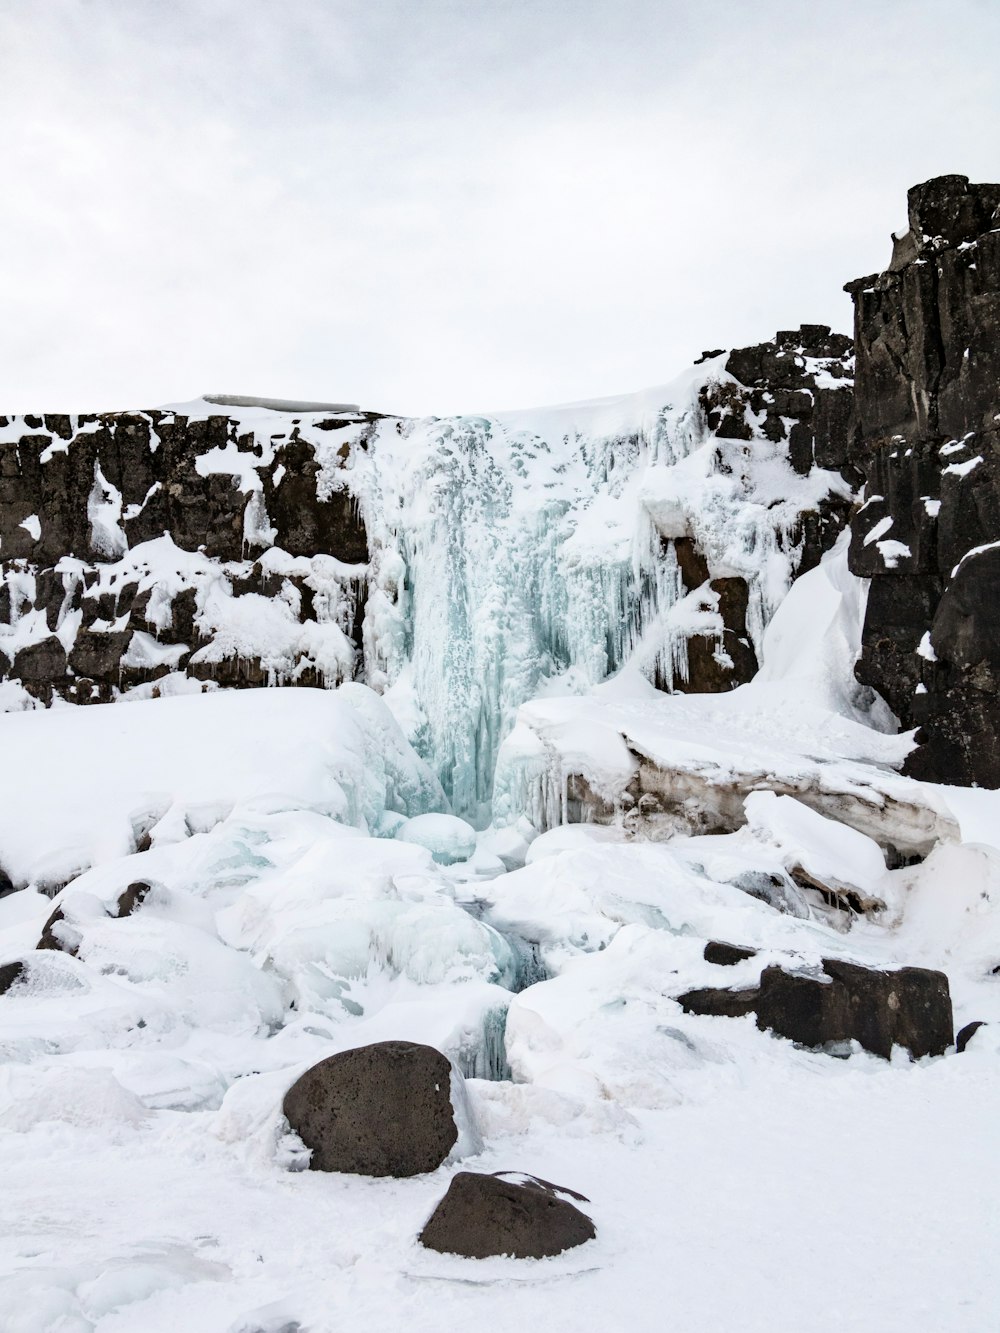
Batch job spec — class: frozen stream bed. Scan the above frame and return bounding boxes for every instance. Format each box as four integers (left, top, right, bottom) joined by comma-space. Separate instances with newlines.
1, 680, 1000, 1331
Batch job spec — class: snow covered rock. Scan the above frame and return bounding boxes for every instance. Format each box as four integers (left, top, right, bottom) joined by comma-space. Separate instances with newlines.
418, 1171, 596, 1259
394, 813, 477, 865
0, 959, 24, 993
113, 880, 152, 917
282, 1040, 480, 1177
680, 958, 953, 1059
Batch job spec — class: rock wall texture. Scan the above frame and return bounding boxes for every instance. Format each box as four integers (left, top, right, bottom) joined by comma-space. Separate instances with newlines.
0, 407, 377, 704
846, 175, 1000, 785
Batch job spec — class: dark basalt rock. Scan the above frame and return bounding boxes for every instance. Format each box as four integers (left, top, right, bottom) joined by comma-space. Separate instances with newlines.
955, 1020, 987, 1053
703, 940, 758, 966
282, 1040, 460, 1177
36, 905, 79, 956
12, 637, 67, 685
678, 985, 759, 1018
114, 881, 152, 917
0, 960, 26, 993
0, 406, 371, 705
418, 1171, 596, 1259
666, 323, 856, 694
845, 175, 1000, 784
679, 958, 952, 1059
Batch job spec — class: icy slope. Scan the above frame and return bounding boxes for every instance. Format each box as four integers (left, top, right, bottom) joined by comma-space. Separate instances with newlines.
0, 685, 444, 890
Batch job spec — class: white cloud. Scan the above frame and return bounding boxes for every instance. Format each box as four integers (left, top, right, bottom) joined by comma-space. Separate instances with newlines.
1, 0, 998, 416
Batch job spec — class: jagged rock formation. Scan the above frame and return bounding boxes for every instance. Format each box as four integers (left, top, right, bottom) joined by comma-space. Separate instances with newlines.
685, 325, 854, 689
0, 406, 376, 703
846, 174, 1000, 785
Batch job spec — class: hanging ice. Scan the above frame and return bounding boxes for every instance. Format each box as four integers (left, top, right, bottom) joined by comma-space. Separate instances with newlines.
348, 361, 849, 822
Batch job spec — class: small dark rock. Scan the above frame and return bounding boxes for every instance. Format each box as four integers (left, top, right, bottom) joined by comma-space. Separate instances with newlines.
955, 1020, 987, 1053
703, 940, 758, 967
418, 1171, 596, 1259
282, 1040, 462, 1177
36, 905, 78, 955
114, 881, 152, 917
0, 960, 26, 993
678, 985, 759, 1019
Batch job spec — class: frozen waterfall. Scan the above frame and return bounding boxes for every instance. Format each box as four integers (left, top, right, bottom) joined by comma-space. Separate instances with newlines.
348, 360, 843, 823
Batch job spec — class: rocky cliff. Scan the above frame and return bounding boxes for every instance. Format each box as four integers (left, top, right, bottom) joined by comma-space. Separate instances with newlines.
846, 174, 1000, 785
0, 332, 855, 732
0, 404, 377, 704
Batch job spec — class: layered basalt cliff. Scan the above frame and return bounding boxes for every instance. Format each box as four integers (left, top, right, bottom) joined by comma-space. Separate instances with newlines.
846, 174, 1000, 785
0, 405, 376, 703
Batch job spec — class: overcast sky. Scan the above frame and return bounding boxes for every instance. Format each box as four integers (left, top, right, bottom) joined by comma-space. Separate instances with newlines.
1, 0, 998, 417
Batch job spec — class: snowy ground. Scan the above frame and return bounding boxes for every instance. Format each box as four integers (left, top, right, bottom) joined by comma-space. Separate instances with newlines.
2, 663, 1000, 1332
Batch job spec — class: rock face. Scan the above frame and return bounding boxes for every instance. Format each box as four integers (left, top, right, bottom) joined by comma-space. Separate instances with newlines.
845, 175, 1000, 785
418, 1171, 596, 1259
670, 326, 855, 693
679, 957, 953, 1058
0, 406, 375, 705
282, 1041, 463, 1177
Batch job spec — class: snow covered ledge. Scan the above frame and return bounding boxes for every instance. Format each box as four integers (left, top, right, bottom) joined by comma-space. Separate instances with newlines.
492, 544, 962, 858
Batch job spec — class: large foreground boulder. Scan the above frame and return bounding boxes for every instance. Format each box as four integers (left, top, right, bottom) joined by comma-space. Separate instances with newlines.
679, 958, 952, 1058
283, 1040, 473, 1177
418, 1172, 596, 1259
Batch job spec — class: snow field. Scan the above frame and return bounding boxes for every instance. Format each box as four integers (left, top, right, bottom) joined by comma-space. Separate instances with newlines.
1, 678, 1000, 1329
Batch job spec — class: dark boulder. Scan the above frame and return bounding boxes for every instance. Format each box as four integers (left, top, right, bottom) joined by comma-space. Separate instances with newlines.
282, 1040, 463, 1177
12, 636, 67, 684
0, 960, 26, 993
418, 1171, 595, 1259
679, 958, 952, 1059
703, 940, 758, 966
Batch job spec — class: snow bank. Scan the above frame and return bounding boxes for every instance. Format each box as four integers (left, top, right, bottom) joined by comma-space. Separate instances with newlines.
0, 685, 442, 888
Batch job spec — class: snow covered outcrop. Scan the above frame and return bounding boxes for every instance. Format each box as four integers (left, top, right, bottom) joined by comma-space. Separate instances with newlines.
0, 403, 374, 705
1, 328, 856, 820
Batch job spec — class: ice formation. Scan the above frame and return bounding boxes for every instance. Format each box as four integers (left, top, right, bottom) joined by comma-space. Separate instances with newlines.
348, 359, 851, 820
